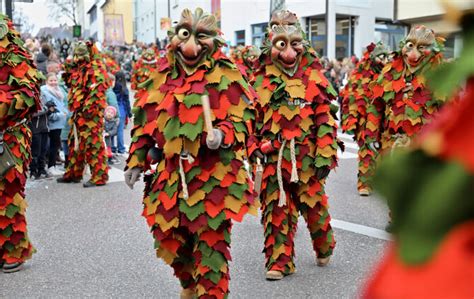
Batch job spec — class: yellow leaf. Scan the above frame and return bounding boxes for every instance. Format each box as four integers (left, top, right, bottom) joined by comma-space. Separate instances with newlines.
151, 72, 168, 89
266, 64, 283, 78
183, 138, 200, 157
168, 171, 179, 186
381, 64, 391, 75
0, 38, 10, 48
187, 189, 206, 206
224, 195, 242, 213
13, 193, 28, 212
300, 117, 313, 131
317, 145, 336, 158
157, 112, 171, 129
256, 86, 272, 106
156, 214, 179, 232
126, 154, 141, 168
144, 196, 160, 215
205, 67, 223, 84
271, 243, 286, 259
278, 105, 300, 120
299, 169, 313, 184
366, 121, 378, 132
0, 103, 8, 118
235, 131, 246, 143
148, 89, 165, 104
384, 81, 393, 92
157, 247, 177, 264
227, 99, 246, 118
163, 138, 183, 157
270, 121, 280, 134
309, 69, 323, 84
212, 162, 232, 180
286, 79, 303, 87
285, 85, 306, 99
263, 109, 273, 124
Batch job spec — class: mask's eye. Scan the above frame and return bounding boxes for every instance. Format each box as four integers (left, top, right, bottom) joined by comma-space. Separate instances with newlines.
177, 28, 190, 39
275, 40, 286, 50
406, 42, 414, 48
291, 40, 301, 47
271, 24, 278, 30
418, 45, 426, 51
377, 54, 386, 60
197, 32, 208, 40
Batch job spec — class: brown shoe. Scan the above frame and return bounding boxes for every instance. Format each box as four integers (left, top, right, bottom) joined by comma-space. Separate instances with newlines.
180, 288, 195, 299
316, 256, 331, 267
266, 270, 284, 280
358, 189, 371, 196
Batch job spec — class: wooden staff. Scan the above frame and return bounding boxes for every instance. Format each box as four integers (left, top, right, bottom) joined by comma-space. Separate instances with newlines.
201, 95, 214, 141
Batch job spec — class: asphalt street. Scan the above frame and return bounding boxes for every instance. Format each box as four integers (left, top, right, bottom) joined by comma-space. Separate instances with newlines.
0, 129, 391, 298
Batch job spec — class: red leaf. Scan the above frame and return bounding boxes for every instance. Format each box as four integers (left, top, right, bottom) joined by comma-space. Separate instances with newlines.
178, 104, 203, 124
305, 81, 321, 101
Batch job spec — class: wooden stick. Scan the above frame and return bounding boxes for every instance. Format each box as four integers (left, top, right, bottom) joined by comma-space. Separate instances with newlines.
201, 95, 214, 141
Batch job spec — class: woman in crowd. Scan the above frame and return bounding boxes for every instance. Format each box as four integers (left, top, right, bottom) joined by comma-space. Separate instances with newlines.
41, 73, 68, 175
112, 71, 131, 155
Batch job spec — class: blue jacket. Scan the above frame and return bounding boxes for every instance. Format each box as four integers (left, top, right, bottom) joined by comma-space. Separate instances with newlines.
40, 85, 68, 130
113, 82, 132, 118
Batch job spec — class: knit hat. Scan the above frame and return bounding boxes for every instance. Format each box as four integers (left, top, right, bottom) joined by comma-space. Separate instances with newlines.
105, 105, 117, 118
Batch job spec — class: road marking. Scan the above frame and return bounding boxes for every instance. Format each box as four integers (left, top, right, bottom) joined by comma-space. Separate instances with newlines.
331, 219, 392, 241
338, 149, 358, 159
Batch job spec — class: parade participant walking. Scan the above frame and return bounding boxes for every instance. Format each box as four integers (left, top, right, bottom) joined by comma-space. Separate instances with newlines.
130, 47, 159, 92
251, 10, 338, 280
57, 41, 109, 188
0, 14, 42, 273
240, 45, 261, 79
364, 8, 474, 297
125, 8, 258, 298
372, 26, 445, 155
340, 42, 389, 196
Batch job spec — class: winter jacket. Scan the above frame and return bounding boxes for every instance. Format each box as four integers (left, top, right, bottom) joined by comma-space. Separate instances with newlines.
113, 83, 131, 118
40, 85, 68, 130
35, 52, 48, 76
29, 103, 49, 134
106, 88, 120, 118
105, 117, 119, 137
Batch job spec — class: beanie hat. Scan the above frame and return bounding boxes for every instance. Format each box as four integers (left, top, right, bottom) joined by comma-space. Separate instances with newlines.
105, 105, 117, 117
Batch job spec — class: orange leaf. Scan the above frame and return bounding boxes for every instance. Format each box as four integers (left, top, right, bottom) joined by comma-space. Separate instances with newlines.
205, 200, 225, 218
200, 230, 224, 247
281, 128, 302, 139
305, 81, 321, 101
161, 239, 181, 254
372, 84, 384, 99
178, 104, 203, 124
159, 191, 177, 210
213, 94, 231, 120
392, 78, 405, 93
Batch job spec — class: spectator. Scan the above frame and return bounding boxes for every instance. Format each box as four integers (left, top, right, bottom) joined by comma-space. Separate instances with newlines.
29, 97, 49, 179
112, 71, 131, 155
41, 73, 68, 176
35, 43, 52, 76
103, 106, 120, 165
106, 73, 120, 116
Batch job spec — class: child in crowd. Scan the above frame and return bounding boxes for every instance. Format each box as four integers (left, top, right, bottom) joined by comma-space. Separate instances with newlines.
104, 106, 119, 165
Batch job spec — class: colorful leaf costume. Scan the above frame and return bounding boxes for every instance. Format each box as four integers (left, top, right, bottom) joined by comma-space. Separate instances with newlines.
340, 42, 389, 194
102, 51, 120, 75
126, 8, 257, 298
363, 15, 474, 296
239, 45, 261, 80
0, 15, 42, 264
130, 47, 159, 92
372, 26, 445, 153
60, 41, 109, 185
252, 10, 338, 278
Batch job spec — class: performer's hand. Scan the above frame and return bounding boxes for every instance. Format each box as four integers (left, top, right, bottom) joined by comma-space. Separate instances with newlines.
124, 167, 141, 189
315, 167, 330, 180
206, 128, 223, 150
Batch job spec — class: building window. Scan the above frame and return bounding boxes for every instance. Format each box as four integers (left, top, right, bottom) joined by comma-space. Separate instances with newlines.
375, 23, 406, 52
306, 17, 326, 57
235, 30, 245, 46
89, 6, 97, 24
251, 23, 267, 47
335, 16, 356, 59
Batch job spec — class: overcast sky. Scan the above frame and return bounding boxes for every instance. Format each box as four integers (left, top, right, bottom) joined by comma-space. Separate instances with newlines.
14, 0, 71, 35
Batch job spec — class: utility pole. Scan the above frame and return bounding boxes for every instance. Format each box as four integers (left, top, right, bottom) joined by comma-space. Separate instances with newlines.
154, 0, 157, 41
5, 0, 13, 19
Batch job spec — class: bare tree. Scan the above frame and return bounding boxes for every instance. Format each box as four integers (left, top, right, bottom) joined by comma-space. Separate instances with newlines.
13, 8, 36, 35
47, 0, 78, 25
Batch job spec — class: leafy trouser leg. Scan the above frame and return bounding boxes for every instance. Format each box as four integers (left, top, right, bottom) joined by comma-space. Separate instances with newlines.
357, 142, 378, 192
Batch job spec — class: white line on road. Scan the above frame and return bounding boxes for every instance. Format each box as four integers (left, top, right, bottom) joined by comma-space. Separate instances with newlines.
331, 219, 392, 241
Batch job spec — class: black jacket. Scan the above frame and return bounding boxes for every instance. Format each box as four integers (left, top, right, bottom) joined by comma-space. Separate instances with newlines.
35, 53, 48, 76
29, 104, 49, 134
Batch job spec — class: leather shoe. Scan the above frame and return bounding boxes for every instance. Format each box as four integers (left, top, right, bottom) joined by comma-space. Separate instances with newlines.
83, 180, 105, 188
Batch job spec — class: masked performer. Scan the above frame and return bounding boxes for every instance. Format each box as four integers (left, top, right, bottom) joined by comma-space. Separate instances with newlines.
251, 10, 338, 280
124, 8, 258, 299
0, 15, 42, 273
364, 9, 474, 297
239, 45, 261, 80
372, 26, 445, 155
130, 47, 159, 92
340, 42, 389, 196
57, 41, 109, 187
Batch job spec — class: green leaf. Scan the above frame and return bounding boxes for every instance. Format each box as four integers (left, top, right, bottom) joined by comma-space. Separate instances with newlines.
219, 149, 235, 165
201, 250, 226, 272
317, 125, 333, 138
383, 91, 395, 102
228, 183, 246, 199
208, 212, 226, 230
183, 94, 202, 108
253, 75, 263, 88
314, 156, 331, 168
163, 117, 180, 140
185, 166, 201, 182
180, 118, 203, 141
217, 76, 232, 91
5, 204, 20, 219
201, 177, 221, 193
179, 200, 205, 221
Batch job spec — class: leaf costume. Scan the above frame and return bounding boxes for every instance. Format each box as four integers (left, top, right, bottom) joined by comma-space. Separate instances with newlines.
363, 13, 474, 297
0, 15, 42, 264
102, 51, 120, 75
252, 10, 338, 277
340, 42, 388, 194
126, 8, 257, 298
130, 47, 159, 92
61, 41, 109, 185
239, 45, 261, 80
372, 26, 445, 153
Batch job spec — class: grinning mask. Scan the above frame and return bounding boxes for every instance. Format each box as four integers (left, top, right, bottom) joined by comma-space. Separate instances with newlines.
264, 10, 308, 77
72, 41, 90, 64
401, 26, 436, 73
168, 8, 225, 75
368, 42, 390, 72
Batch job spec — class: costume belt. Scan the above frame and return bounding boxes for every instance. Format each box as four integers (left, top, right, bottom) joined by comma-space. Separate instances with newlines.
277, 137, 299, 207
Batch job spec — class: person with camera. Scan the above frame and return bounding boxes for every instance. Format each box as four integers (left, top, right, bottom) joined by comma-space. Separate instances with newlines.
41, 73, 68, 176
